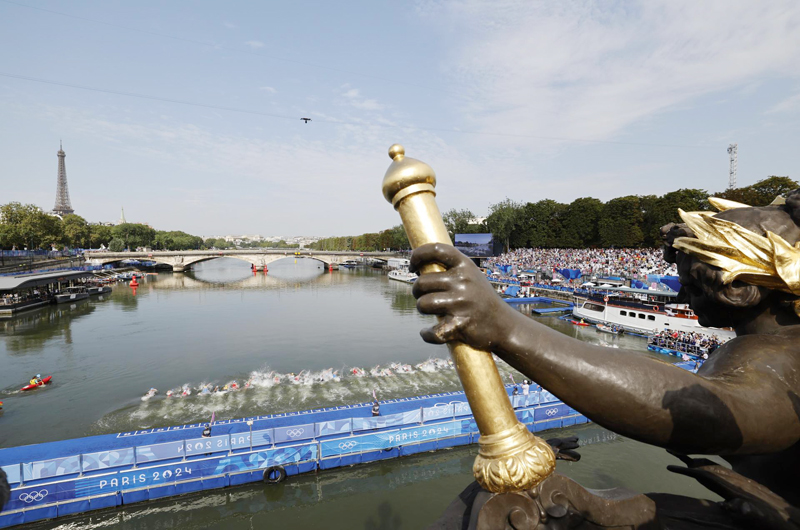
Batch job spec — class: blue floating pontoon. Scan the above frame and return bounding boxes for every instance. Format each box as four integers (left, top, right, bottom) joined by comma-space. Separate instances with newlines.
0, 363, 697, 528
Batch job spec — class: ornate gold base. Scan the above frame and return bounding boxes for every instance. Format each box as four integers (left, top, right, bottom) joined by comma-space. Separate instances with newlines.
473, 422, 556, 493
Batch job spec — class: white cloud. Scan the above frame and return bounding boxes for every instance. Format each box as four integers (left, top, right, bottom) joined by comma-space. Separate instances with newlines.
340, 87, 384, 111
767, 93, 800, 114
259, 86, 277, 94
245, 40, 264, 49
421, 0, 800, 148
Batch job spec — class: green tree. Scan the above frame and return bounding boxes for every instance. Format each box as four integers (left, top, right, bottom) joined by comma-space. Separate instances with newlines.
112, 223, 156, 250
486, 198, 523, 252
108, 238, 125, 252
214, 238, 229, 249
513, 200, 566, 248
716, 176, 799, 206
61, 214, 90, 248
0, 202, 62, 249
89, 224, 113, 249
640, 189, 709, 246
599, 196, 644, 247
561, 197, 603, 247
443, 208, 477, 242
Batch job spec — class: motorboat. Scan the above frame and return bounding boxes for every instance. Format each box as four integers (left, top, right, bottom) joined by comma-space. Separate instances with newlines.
340, 260, 359, 269
596, 323, 623, 335
388, 268, 418, 284
54, 286, 89, 304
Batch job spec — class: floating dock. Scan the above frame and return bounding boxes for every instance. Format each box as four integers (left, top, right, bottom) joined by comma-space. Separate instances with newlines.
504, 296, 574, 315
0, 365, 695, 528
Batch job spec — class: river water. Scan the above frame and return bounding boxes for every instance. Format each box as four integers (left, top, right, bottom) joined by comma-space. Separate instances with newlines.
0, 258, 718, 528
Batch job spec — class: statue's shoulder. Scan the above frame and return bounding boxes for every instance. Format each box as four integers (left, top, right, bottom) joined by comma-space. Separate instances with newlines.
704, 331, 800, 381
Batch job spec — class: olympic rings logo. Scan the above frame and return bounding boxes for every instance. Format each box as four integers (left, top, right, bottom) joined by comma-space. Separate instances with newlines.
286, 428, 305, 438
338, 441, 358, 450
545, 408, 559, 417
19, 490, 48, 503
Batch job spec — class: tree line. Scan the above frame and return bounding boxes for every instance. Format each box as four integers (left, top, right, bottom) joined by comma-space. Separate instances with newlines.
311, 175, 798, 252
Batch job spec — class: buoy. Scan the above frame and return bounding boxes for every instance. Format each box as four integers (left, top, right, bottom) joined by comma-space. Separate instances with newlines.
130, 278, 139, 287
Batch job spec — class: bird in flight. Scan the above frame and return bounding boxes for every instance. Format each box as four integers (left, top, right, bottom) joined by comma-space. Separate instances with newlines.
301, 118, 312, 123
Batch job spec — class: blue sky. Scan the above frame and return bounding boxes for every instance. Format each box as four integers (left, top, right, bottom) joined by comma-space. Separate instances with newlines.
2, 0, 800, 237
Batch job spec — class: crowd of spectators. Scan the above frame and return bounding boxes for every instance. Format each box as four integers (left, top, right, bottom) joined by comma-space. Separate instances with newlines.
648, 330, 729, 356
484, 248, 677, 279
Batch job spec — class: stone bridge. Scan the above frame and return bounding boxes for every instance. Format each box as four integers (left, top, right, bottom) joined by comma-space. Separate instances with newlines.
85, 249, 403, 272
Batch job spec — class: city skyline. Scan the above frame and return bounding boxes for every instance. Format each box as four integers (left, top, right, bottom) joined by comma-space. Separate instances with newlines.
2, 1, 800, 237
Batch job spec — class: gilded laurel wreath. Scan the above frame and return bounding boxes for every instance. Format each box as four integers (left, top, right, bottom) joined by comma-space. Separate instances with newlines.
672, 197, 800, 313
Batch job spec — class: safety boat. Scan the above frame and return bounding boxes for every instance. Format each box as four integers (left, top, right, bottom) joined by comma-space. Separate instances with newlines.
21, 376, 52, 391
596, 323, 623, 335
388, 268, 418, 284
569, 320, 591, 327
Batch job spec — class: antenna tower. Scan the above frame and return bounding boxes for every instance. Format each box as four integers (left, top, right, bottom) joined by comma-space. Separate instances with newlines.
727, 143, 738, 189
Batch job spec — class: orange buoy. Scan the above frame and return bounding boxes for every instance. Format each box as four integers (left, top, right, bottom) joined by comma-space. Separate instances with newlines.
130, 277, 139, 287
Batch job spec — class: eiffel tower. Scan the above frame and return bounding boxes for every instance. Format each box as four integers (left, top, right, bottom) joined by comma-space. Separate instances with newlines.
53, 141, 74, 216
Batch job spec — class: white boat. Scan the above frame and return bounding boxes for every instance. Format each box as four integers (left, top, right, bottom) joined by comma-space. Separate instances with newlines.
388, 268, 418, 284
572, 287, 734, 339
341, 260, 359, 269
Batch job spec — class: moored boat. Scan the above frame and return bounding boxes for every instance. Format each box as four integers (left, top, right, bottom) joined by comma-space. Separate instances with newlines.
388, 268, 418, 284
572, 286, 734, 339
87, 285, 112, 296
54, 286, 89, 304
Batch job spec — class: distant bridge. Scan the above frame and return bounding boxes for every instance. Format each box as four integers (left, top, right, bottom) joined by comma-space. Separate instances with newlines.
85, 249, 403, 272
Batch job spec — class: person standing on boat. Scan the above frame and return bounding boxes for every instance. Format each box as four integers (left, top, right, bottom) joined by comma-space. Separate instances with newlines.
521, 380, 530, 396
372, 399, 380, 417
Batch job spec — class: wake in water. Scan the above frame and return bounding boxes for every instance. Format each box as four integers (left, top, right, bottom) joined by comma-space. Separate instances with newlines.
93, 357, 522, 437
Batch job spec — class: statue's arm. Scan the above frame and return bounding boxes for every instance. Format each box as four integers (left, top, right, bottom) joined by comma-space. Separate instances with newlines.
410, 244, 800, 455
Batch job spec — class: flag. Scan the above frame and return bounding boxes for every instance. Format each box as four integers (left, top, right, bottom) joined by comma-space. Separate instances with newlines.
210, 412, 216, 426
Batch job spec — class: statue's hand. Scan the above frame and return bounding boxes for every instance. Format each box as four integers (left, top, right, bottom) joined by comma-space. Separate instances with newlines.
410, 243, 517, 350
546, 436, 582, 462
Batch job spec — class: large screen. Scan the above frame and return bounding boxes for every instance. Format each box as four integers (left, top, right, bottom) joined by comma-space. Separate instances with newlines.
454, 233, 496, 257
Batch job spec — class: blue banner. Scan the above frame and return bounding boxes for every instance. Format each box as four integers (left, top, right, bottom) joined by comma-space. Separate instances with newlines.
135, 440, 185, 464
321, 420, 463, 458
181, 435, 230, 456
73, 443, 317, 499
82, 448, 135, 472
1, 464, 20, 485
557, 268, 582, 280
352, 410, 421, 432
274, 423, 315, 443
534, 403, 571, 422
453, 402, 472, 416
315, 419, 351, 437
422, 404, 453, 422
23, 455, 81, 481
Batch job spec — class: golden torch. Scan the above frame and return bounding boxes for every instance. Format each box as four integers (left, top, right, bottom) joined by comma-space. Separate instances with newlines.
382, 144, 555, 493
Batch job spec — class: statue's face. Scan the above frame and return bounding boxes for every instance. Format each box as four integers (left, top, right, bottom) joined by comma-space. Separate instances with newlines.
674, 251, 733, 328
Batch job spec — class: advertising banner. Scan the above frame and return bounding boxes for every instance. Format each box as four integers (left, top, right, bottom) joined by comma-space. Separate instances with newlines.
321, 420, 463, 458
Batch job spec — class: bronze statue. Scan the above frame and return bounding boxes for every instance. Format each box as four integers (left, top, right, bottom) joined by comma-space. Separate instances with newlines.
383, 145, 800, 529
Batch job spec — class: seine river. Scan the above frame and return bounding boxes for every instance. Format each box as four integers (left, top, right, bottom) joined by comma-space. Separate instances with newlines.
0, 258, 718, 528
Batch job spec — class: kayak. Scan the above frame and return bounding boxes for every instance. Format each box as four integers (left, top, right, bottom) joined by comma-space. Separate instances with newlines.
569, 320, 591, 327
21, 376, 52, 391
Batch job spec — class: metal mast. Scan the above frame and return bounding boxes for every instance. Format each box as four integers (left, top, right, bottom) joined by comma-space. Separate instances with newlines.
53, 141, 74, 216
727, 143, 738, 189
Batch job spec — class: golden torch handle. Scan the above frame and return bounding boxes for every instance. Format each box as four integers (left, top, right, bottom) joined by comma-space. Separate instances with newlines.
382, 144, 554, 493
